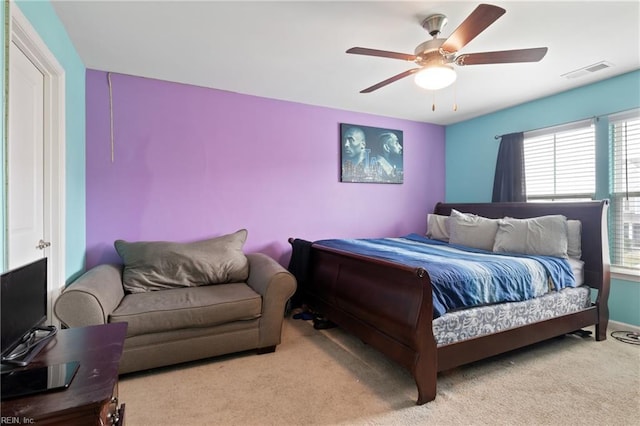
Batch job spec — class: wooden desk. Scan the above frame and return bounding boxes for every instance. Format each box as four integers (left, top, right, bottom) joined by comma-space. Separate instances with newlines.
1, 323, 127, 425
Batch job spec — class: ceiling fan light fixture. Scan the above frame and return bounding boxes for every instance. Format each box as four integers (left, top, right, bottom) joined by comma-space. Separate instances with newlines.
414, 65, 457, 90
347, 4, 546, 94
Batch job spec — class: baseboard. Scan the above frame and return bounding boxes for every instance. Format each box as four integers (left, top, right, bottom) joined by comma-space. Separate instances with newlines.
608, 320, 640, 334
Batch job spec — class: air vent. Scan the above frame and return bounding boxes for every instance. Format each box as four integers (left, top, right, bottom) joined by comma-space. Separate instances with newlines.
561, 61, 614, 79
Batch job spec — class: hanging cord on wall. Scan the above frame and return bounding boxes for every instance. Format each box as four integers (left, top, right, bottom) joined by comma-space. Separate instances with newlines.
107, 72, 114, 163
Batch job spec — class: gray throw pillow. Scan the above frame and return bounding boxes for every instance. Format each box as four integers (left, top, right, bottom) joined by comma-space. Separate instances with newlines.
567, 219, 582, 259
448, 209, 499, 251
426, 214, 450, 242
115, 229, 249, 293
493, 216, 569, 258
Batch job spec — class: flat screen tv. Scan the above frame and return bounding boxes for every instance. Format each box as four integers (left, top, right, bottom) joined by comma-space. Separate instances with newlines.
1, 258, 49, 363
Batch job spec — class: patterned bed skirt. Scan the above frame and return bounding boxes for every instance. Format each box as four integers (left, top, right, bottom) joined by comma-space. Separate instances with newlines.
433, 287, 591, 346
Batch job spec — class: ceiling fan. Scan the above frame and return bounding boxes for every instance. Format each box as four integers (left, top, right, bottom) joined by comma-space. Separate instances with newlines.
347, 3, 548, 93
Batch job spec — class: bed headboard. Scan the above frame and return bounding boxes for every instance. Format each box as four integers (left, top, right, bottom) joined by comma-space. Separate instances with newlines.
433, 201, 610, 292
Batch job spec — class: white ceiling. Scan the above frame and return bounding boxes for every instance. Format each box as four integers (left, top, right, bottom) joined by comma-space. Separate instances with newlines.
51, 0, 640, 125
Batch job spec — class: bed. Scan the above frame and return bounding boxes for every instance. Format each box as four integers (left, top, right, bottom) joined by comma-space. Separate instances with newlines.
290, 201, 610, 405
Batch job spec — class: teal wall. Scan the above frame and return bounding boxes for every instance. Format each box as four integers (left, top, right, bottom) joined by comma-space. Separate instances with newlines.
1, 1, 86, 281
445, 70, 640, 202
1, 2, 6, 268
445, 70, 640, 326
608, 279, 640, 325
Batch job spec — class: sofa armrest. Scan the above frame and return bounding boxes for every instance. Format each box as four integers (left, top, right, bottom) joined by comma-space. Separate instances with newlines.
54, 264, 126, 327
246, 253, 297, 348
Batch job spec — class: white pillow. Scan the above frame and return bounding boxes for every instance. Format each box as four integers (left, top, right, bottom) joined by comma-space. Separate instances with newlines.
448, 209, 499, 251
493, 215, 569, 258
567, 219, 582, 259
426, 214, 450, 241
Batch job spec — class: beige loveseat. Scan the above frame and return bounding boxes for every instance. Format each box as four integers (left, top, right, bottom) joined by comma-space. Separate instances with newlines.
54, 230, 296, 374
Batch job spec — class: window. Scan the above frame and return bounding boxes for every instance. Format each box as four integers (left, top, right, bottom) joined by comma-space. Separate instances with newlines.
610, 111, 640, 270
523, 120, 595, 201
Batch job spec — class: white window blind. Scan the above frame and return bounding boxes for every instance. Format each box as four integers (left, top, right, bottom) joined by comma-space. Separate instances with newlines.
610, 110, 640, 270
523, 121, 596, 201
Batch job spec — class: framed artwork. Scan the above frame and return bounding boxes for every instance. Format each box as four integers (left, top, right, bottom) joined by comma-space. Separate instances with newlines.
340, 123, 403, 183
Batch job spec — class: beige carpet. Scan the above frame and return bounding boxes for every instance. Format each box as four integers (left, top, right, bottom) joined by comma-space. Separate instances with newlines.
119, 318, 639, 425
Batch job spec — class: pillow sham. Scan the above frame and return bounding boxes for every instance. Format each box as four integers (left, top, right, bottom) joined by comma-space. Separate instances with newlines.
426, 214, 450, 242
448, 209, 499, 251
493, 215, 569, 258
115, 229, 249, 293
567, 219, 582, 259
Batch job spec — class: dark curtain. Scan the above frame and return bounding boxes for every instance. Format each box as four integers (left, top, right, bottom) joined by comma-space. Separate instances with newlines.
492, 132, 526, 202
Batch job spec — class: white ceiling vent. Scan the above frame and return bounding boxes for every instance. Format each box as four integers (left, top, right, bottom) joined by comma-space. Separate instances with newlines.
561, 61, 615, 79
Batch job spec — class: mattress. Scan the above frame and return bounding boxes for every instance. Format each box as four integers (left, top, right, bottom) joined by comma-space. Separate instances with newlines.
569, 257, 584, 286
315, 234, 578, 318
433, 286, 591, 346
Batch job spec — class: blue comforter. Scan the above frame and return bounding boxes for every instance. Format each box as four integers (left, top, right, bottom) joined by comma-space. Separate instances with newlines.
314, 234, 576, 318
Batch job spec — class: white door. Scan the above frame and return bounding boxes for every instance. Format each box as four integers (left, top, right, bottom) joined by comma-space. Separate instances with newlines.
8, 40, 46, 270
8, 5, 66, 328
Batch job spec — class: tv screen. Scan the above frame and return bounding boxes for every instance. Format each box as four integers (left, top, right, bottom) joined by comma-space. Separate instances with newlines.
1, 258, 48, 357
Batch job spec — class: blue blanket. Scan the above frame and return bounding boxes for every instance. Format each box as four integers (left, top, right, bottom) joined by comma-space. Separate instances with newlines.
314, 234, 576, 318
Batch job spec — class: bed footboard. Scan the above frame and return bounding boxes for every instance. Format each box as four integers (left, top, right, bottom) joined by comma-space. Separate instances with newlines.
306, 245, 438, 405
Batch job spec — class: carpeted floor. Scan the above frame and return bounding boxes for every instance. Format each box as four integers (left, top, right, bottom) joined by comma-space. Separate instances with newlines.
119, 318, 640, 425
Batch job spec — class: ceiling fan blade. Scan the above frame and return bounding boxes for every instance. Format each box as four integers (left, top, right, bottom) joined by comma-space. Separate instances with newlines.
360, 68, 421, 93
455, 47, 548, 65
346, 47, 416, 62
440, 4, 506, 54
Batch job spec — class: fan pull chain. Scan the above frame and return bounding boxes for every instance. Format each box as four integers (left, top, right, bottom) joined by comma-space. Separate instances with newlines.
432, 91, 436, 111
453, 80, 458, 111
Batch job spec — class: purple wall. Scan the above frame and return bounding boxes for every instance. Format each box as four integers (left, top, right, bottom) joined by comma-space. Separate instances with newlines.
85, 70, 445, 268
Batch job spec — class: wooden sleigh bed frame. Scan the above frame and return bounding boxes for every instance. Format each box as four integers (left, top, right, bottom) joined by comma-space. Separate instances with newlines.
294, 201, 610, 405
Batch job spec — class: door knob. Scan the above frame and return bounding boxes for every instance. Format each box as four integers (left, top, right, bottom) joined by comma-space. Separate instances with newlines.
36, 239, 51, 250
